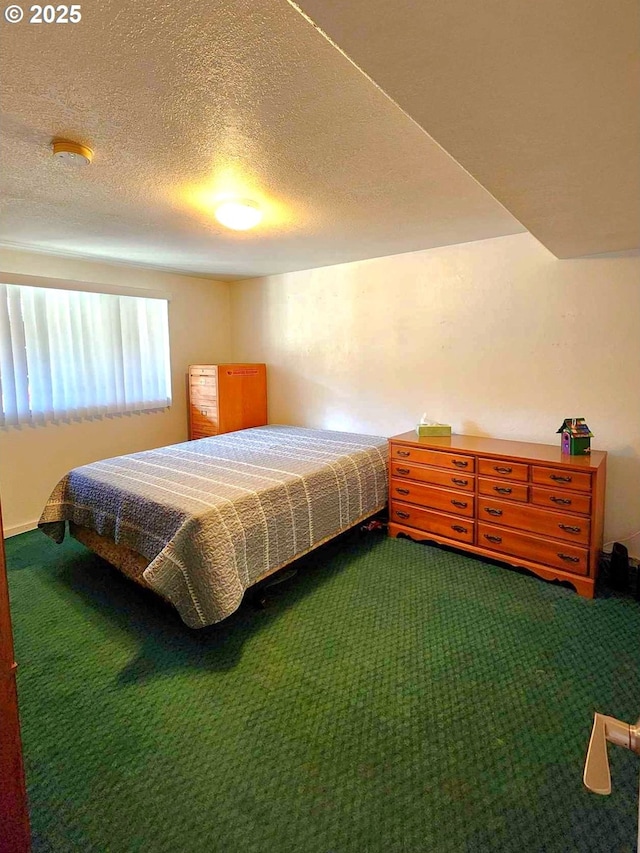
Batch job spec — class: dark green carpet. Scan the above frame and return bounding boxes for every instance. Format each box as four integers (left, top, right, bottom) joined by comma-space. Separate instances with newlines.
6, 528, 640, 852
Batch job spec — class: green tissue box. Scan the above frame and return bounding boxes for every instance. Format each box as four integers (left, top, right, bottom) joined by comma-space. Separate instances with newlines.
416, 423, 451, 437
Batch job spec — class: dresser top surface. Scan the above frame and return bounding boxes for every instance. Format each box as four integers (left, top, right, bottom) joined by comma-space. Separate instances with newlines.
189, 363, 265, 369
389, 431, 606, 470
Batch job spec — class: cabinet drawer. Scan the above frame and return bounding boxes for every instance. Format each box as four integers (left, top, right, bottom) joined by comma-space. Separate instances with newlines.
190, 401, 218, 419
478, 498, 591, 545
478, 458, 529, 482
390, 480, 474, 517
531, 466, 591, 493
190, 365, 218, 377
190, 409, 219, 434
390, 445, 475, 473
190, 375, 218, 390
190, 387, 218, 406
478, 478, 529, 503
391, 501, 474, 543
390, 462, 474, 492
478, 523, 589, 576
530, 486, 591, 515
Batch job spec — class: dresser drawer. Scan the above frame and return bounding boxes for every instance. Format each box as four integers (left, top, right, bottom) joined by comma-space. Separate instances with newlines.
531, 466, 591, 493
530, 486, 591, 516
190, 408, 219, 435
478, 458, 529, 482
189, 387, 218, 406
391, 445, 475, 472
390, 480, 474, 517
190, 374, 218, 390
478, 498, 591, 545
391, 462, 474, 492
478, 524, 589, 576
190, 400, 218, 419
478, 478, 529, 503
390, 502, 474, 544
190, 366, 218, 377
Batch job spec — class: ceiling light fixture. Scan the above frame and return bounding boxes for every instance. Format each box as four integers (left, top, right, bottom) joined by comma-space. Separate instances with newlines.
51, 139, 94, 165
214, 199, 262, 231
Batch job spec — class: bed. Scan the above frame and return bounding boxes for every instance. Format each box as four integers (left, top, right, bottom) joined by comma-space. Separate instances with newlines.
38, 425, 388, 628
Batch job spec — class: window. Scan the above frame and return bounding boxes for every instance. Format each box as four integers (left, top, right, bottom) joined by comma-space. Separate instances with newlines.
0, 283, 171, 426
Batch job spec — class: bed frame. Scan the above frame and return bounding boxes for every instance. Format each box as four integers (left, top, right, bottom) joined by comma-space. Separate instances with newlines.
69, 506, 382, 605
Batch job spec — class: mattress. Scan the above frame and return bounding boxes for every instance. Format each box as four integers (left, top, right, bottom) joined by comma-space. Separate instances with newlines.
39, 425, 388, 627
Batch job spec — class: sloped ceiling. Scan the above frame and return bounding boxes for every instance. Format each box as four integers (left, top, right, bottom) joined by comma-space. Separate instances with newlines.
1, 1, 636, 280
291, 0, 640, 258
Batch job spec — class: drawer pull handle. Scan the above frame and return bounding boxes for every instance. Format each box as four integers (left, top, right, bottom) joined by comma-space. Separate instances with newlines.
452, 478, 468, 486
396, 468, 410, 475
484, 507, 503, 517
550, 474, 572, 483
494, 465, 512, 474
397, 450, 411, 457
201, 409, 207, 416
551, 496, 571, 505
494, 486, 512, 495
452, 525, 467, 534
396, 511, 410, 520
558, 553, 580, 563
559, 524, 581, 534
485, 534, 502, 544
451, 500, 468, 509
395, 488, 410, 496
452, 459, 468, 468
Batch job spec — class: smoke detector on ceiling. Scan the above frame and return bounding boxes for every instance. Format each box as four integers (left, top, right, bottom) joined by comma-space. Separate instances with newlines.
51, 139, 94, 165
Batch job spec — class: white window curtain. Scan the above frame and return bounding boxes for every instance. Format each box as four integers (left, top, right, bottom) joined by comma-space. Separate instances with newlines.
0, 283, 172, 427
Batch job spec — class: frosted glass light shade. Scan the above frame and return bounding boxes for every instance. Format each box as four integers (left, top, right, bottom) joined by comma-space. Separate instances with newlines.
214, 200, 262, 231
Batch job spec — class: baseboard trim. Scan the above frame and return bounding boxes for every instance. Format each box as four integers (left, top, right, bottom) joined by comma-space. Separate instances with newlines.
5, 521, 38, 538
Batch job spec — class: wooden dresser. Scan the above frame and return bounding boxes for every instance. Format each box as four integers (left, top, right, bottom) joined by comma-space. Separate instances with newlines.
388, 432, 607, 597
188, 363, 267, 439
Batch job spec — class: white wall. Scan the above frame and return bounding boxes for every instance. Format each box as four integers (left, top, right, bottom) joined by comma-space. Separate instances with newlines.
0, 249, 231, 533
231, 233, 640, 555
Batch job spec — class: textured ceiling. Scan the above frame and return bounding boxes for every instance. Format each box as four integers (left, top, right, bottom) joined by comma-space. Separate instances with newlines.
0, 0, 523, 280
4, 1, 633, 277
292, 0, 640, 258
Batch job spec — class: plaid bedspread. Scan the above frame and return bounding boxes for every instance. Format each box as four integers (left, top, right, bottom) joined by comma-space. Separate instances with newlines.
39, 425, 388, 627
